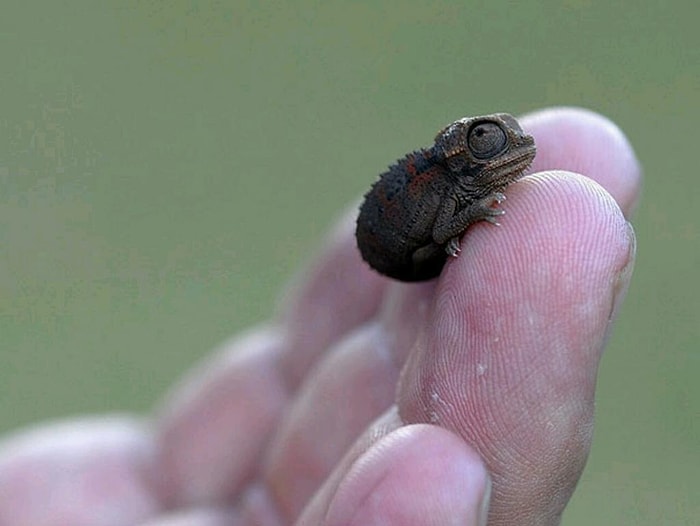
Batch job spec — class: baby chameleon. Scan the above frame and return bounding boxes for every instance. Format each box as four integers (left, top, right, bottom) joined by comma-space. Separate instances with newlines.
355, 113, 536, 281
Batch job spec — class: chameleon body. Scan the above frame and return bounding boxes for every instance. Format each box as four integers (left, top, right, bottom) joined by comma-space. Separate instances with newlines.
356, 113, 536, 281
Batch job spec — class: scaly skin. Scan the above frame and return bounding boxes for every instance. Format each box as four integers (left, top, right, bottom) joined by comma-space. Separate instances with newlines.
356, 113, 536, 281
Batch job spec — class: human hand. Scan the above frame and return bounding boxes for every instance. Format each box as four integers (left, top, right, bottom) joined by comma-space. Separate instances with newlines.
0, 107, 640, 525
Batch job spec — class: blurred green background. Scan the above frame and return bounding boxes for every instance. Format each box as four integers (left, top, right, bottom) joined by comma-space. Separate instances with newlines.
0, 1, 697, 523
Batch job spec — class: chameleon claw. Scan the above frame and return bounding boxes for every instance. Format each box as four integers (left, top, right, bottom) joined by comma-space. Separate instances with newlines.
493, 192, 507, 204
445, 237, 461, 257
484, 207, 506, 226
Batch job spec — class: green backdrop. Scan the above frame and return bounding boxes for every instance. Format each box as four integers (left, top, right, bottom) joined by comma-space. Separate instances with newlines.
0, 2, 697, 524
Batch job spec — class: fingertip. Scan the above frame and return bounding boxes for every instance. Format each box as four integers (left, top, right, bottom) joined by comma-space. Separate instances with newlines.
277, 205, 388, 385
0, 416, 160, 525
521, 106, 642, 217
154, 328, 287, 507
325, 425, 489, 526
443, 170, 634, 304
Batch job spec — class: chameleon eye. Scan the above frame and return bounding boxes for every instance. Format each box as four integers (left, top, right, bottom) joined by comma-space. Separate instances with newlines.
468, 122, 508, 159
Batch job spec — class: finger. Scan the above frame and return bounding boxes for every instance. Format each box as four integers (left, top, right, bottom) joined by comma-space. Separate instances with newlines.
154, 211, 388, 508
155, 328, 287, 506
521, 106, 642, 216
261, 281, 438, 520
0, 416, 160, 525
298, 422, 490, 526
398, 171, 636, 525
277, 208, 388, 386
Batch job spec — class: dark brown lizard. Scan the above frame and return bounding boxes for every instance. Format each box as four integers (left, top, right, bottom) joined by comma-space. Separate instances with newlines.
355, 113, 536, 281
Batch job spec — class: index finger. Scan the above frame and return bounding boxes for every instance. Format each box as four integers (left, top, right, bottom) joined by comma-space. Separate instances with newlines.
397, 107, 640, 524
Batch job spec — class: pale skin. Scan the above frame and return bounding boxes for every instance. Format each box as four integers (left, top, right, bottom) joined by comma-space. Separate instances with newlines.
0, 107, 641, 525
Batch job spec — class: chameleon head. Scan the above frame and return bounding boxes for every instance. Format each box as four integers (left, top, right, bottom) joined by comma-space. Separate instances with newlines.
433, 113, 536, 187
